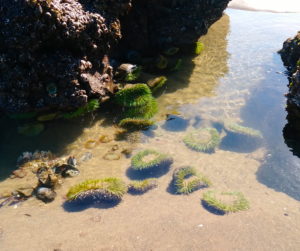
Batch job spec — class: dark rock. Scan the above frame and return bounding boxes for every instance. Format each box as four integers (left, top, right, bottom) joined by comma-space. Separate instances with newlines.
36, 187, 57, 203
0, 0, 230, 113
280, 31, 300, 156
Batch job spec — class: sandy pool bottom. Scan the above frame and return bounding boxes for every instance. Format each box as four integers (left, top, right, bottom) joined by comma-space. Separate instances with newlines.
0, 131, 300, 251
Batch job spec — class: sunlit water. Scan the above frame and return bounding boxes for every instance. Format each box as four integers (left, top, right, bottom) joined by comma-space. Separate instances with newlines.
0, 9, 300, 250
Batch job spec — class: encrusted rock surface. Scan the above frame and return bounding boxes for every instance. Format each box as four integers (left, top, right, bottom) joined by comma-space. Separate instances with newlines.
279, 31, 300, 151
0, 0, 230, 113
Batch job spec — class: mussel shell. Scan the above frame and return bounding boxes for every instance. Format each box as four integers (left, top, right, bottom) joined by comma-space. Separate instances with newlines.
53, 164, 80, 178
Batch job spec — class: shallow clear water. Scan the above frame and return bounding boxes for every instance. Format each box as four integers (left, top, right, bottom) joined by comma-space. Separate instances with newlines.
0, 9, 300, 250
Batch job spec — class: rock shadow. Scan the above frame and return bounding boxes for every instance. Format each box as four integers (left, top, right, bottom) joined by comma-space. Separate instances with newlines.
126, 164, 171, 180
62, 198, 121, 212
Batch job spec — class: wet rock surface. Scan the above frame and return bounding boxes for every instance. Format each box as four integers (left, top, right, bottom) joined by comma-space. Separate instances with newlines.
279, 31, 300, 153
0, 0, 230, 113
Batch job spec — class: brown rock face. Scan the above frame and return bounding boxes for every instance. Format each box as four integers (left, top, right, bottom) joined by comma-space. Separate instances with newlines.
0, 0, 230, 113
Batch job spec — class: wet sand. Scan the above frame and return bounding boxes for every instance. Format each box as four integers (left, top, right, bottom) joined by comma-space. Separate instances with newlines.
0, 142, 300, 250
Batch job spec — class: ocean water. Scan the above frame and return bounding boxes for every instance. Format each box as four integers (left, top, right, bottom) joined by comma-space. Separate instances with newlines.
0, 8, 300, 250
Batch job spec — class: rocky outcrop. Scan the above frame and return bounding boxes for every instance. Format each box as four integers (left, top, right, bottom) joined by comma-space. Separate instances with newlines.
279, 31, 300, 152
0, 0, 230, 113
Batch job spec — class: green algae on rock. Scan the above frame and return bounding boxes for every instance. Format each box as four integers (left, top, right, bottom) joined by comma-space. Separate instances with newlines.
224, 122, 263, 138
202, 190, 250, 213
118, 118, 154, 130
173, 166, 211, 194
66, 178, 127, 202
183, 128, 221, 153
131, 149, 173, 171
128, 179, 158, 194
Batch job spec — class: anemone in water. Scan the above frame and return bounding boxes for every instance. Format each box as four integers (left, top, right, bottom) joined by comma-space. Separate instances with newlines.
123, 97, 158, 119
195, 41, 204, 55
66, 178, 127, 202
156, 55, 168, 69
173, 166, 211, 194
163, 47, 179, 56
18, 123, 45, 136
63, 99, 100, 119
118, 118, 154, 130
147, 76, 167, 93
131, 149, 173, 171
124, 66, 142, 82
202, 190, 250, 213
128, 179, 158, 194
183, 128, 221, 153
224, 122, 263, 138
114, 84, 152, 107
37, 112, 59, 122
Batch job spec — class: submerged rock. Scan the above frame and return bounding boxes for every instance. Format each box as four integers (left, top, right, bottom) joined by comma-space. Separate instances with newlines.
36, 187, 57, 203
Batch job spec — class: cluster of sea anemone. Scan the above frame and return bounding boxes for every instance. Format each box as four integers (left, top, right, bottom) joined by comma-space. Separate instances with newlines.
131, 149, 173, 171
66, 178, 128, 202
115, 84, 158, 130
202, 190, 250, 214
128, 179, 158, 194
172, 166, 212, 194
183, 128, 221, 153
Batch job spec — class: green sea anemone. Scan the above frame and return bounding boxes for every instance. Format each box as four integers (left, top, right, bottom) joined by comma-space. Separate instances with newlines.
114, 84, 152, 107
63, 99, 100, 119
66, 178, 127, 202
37, 113, 59, 122
224, 122, 263, 138
18, 123, 45, 136
147, 76, 167, 93
131, 149, 173, 171
124, 66, 142, 82
123, 97, 158, 119
156, 55, 168, 69
171, 58, 183, 72
183, 128, 221, 153
195, 41, 204, 55
128, 179, 158, 194
163, 47, 179, 56
173, 166, 211, 194
118, 118, 154, 130
202, 190, 250, 213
